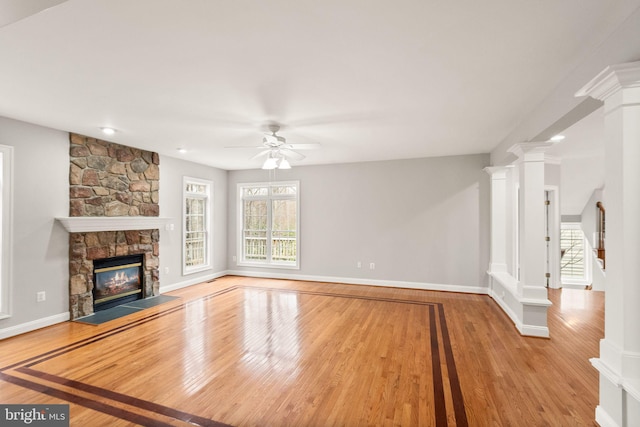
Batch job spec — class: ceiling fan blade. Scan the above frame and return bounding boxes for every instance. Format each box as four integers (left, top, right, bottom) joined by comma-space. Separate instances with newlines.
249, 149, 272, 160
281, 148, 305, 161
283, 143, 321, 150
224, 145, 265, 149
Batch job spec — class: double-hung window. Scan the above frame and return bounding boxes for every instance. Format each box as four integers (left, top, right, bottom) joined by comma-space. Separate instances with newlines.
183, 177, 212, 274
238, 181, 299, 269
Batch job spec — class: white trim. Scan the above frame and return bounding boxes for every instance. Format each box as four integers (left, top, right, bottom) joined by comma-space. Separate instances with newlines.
56, 216, 172, 232
575, 61, 640, 100
545, 186, 561, 289
182, 176, 213, 276
226, 269, 488, 294
0, 312, 69, 340
595, 405, 619, 427
0, 145, 14, 318
488, 271, 551, 337
591, 355, 640, 403
237, 181, 300, 270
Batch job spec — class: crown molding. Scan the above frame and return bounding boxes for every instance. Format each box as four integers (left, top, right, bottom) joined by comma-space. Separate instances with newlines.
576, 61, 640, 101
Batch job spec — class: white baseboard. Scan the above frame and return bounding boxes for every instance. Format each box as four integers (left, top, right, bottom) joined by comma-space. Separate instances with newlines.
488, 274, 550, 338
0, 312, 70, 341
226, 270, 489, 295
595, 405, 619, 427
159, 270, 228, 293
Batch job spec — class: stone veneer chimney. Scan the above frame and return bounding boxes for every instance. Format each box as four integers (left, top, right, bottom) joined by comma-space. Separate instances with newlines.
67, 134, 161, 319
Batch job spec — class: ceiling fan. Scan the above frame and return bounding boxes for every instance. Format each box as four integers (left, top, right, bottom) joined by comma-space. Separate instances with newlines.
229, 123, 320, 169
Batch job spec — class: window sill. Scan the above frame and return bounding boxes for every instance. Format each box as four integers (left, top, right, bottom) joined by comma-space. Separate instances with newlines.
183, 265, 212, 275
237, 261, 299, 270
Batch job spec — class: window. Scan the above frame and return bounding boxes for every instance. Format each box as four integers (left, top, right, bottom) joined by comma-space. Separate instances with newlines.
183, 177, 212, 274
0, 145, 13, 319
238, 181, 299, 269
560, 223, 590, 285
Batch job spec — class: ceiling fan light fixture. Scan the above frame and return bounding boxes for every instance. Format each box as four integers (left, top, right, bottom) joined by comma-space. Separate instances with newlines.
279, 158, 291, 169
262, 157, 279, 170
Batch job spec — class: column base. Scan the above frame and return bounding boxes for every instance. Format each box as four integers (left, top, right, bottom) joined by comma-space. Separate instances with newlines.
488, 272, 551, 338
591, 340, 640, 426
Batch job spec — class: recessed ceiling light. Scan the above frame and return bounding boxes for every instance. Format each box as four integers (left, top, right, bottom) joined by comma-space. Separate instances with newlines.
100, 127, 116, 135
177, 148, 187, 154
550, 134, 565, 142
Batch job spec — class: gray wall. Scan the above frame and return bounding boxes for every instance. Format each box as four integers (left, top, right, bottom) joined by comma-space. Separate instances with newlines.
0, 115, 489, 338
228, 154, 490, 288
159, 155, 228, 289
0, 116, 69, 336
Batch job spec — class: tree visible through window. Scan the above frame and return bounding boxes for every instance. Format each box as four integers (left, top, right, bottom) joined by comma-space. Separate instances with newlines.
238, 182, 299, 268
560, 224, 587, 282
183, 178, 212, 274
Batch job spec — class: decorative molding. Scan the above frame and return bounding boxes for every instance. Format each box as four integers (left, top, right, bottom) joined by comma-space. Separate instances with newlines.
544, 155, 562, 165
0, 312, 70, 340
576, 61, 640, 101
483, 166, 511, 178
56, 216, 172, 233
508, 142, 553, 160
595, 405, 620, 427
488, 271, 551, 337
226, 270, 490, 295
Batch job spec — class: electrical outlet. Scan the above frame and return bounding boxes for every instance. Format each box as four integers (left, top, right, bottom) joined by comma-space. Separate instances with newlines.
232, 255, 237, 262
369, 262, 375, 270
164, 267, 169, 274
36, 291, 46, 302
357, 261, 361, 268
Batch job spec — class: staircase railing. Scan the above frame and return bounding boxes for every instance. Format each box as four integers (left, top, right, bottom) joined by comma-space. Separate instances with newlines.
596, 201, 605, 269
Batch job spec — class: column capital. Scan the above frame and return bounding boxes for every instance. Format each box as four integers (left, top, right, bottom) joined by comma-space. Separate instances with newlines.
576, 60, 640, 101
508, 142, 553, 161
483, 165, 511, 178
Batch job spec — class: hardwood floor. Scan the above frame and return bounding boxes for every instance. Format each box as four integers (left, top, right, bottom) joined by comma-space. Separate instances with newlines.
0, 276, 603, 426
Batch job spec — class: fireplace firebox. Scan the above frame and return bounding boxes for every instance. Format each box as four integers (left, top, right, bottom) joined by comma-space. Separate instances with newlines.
93, 254, 144, 312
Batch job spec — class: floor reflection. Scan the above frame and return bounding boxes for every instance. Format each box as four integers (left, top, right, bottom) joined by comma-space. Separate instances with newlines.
182, 298, 208, 395
242, 289, 300, 378
560, 288, 588, 310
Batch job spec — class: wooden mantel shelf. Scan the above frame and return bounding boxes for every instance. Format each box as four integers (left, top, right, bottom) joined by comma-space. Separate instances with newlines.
56, 217, 173, 233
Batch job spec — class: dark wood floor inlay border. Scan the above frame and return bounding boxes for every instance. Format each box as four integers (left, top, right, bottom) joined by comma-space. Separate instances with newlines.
1, 284, 468, 426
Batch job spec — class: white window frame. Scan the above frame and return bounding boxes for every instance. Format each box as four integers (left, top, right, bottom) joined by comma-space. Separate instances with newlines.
182, 177, 213, 275
0, 145, 14, 319
237, 181, 300, 269
560, 222, 592, 286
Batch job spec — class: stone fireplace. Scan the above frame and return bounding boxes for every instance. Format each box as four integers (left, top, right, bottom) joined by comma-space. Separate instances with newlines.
69, 229, 159, 318
61, 134, 165, 319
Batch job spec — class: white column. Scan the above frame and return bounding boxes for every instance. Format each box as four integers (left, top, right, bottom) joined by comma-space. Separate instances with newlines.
508, 143, 552, 301
484, 166, 509, 273
499, 142, 552, 338
577, 61, 640, 427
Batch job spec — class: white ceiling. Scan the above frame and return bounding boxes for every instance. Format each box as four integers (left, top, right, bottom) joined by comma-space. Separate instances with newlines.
0, 0, 637, 170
